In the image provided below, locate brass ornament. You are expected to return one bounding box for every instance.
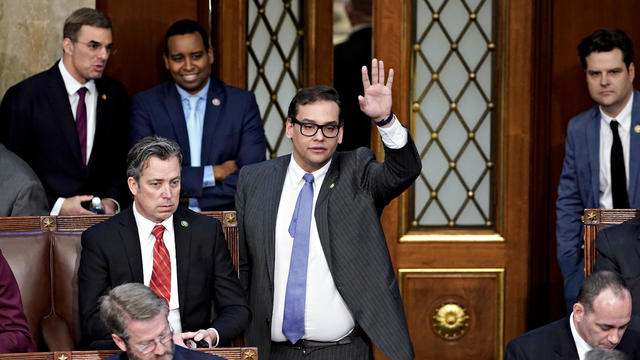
[243,349,256,360]
[225,212,236,225]
[42,216,55,229]
[587,211,596,222]
[634,125,640,134]
[432,303,470,339]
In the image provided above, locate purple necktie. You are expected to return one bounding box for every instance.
[76,87,87,165]
[282,173,314,343]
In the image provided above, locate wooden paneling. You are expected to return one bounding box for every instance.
[400,270,504,359]
[96,0,209,96]
[211,1,247,88]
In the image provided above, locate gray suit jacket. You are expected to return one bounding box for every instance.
[0,144,48,216]
[237,136,420,360]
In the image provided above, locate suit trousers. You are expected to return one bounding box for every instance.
[270,334,372,360]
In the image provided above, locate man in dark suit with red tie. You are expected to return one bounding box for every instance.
[78,136,249,350]
[0,8,129,215]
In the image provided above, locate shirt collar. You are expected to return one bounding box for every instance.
[600,92,634,130]
[287,155,331,185]
[132,201,175,238]
[569,311,593,359]
[58,59,96,96]
[175,78,210,102]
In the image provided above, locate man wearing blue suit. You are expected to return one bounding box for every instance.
[556,29,640,312]
[130,19,266,211]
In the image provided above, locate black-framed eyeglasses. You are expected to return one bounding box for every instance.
[291,118,341,138]
[125,327,173,355]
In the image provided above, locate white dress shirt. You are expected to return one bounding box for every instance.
[271,117,408,341]
[599,92,633,208]
[132,203,182,334]
[569,311,592,360]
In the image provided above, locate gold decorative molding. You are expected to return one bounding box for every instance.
[400,233,504,242]
[243,349,256,360]
[41,216,56,230]
[432,302,469,339]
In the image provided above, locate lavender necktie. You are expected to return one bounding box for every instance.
[282,173,314,343]
[76,87,87,165]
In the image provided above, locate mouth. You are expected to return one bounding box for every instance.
[309,146,326,153]
[94,64,105,72]
[181,73,199,82]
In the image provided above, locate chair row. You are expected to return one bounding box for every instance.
[0,212,239,351]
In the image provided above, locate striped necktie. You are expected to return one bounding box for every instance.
[149,225,171,310]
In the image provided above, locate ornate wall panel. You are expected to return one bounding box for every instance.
[399,268,504,359]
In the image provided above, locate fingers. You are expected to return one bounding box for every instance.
[371,58,379,84]
[386,68,394,88]
[361,65,370,89]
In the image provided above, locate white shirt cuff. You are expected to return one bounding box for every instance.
[207,328,220,347]
[378,114,408,149]
[50,197,65,215]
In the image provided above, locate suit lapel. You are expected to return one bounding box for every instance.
[628,89,640,205]
[314,154,341,271]
[555,317,579,359]
[163,83,192,163]
[201,78,223,165]
[264,156,289,284]
[46,63,84,168]
[586,106,601,205]
[173,207,191,319]
[118,208,144,282]
[90,79,110,168]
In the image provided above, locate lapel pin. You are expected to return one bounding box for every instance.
[101,94,107,100]
[180,220,189,228]
[329,183,335,189]
[634,125,640,134]
[212,98,221,106]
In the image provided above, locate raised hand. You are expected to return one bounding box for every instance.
[358,58,394,124]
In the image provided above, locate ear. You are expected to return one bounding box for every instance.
[163,53,170,70]
[285,118,295,139]
[207,46,214,65]
[337,125,344,144]
[112,334,128,352]
[573,302,584,321]
[62,38,75,57]
[629,62,635,82]
[127,177,139,197]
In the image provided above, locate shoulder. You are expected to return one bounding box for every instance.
[599,217,640,241]
[132,80,173,103]
[0,145,37,178]
[240,156,286,177]
[567,105,599,130]
[210,78,256,104]
[507,317,569,351]
[175,206,222,229]
[96,75,128,96]
[4,65,58,96]
[82,209,131,239]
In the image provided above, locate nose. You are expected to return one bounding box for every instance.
[184,58,194,71]
[152,339,168,355]
[600,73,609,86]
[160,183,172,198]
[608,330,621,345]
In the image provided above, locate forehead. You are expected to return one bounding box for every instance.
[167,32,205,53]
[587,289,631,324]
[127,313,168,342]
[76,25,112,42]
[585,49,626,70]
[140,156,180,178]
[297,100,340,122]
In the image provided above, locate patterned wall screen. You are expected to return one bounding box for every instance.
[247,0,305,159]
[412,0,496,228]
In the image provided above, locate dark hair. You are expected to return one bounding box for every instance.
[578,29,634,69]
[164,19,209,55]
[127,136,183,182]
[286,85,343,125]
[577,270,630,314]
[99,283,168,340]
[63,8,112,42]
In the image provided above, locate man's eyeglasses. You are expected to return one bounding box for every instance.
[76,40,117,55]
[125,328,173,355]
[291,118,341,138]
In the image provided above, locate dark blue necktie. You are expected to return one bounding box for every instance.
[282,173,314,343]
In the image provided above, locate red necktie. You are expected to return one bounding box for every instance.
[149,225,171,310]
[76,87,87,165]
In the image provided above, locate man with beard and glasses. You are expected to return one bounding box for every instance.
[100,283,225,360]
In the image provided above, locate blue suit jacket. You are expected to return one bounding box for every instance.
[556,89,640,306]
[130,78,266,210]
